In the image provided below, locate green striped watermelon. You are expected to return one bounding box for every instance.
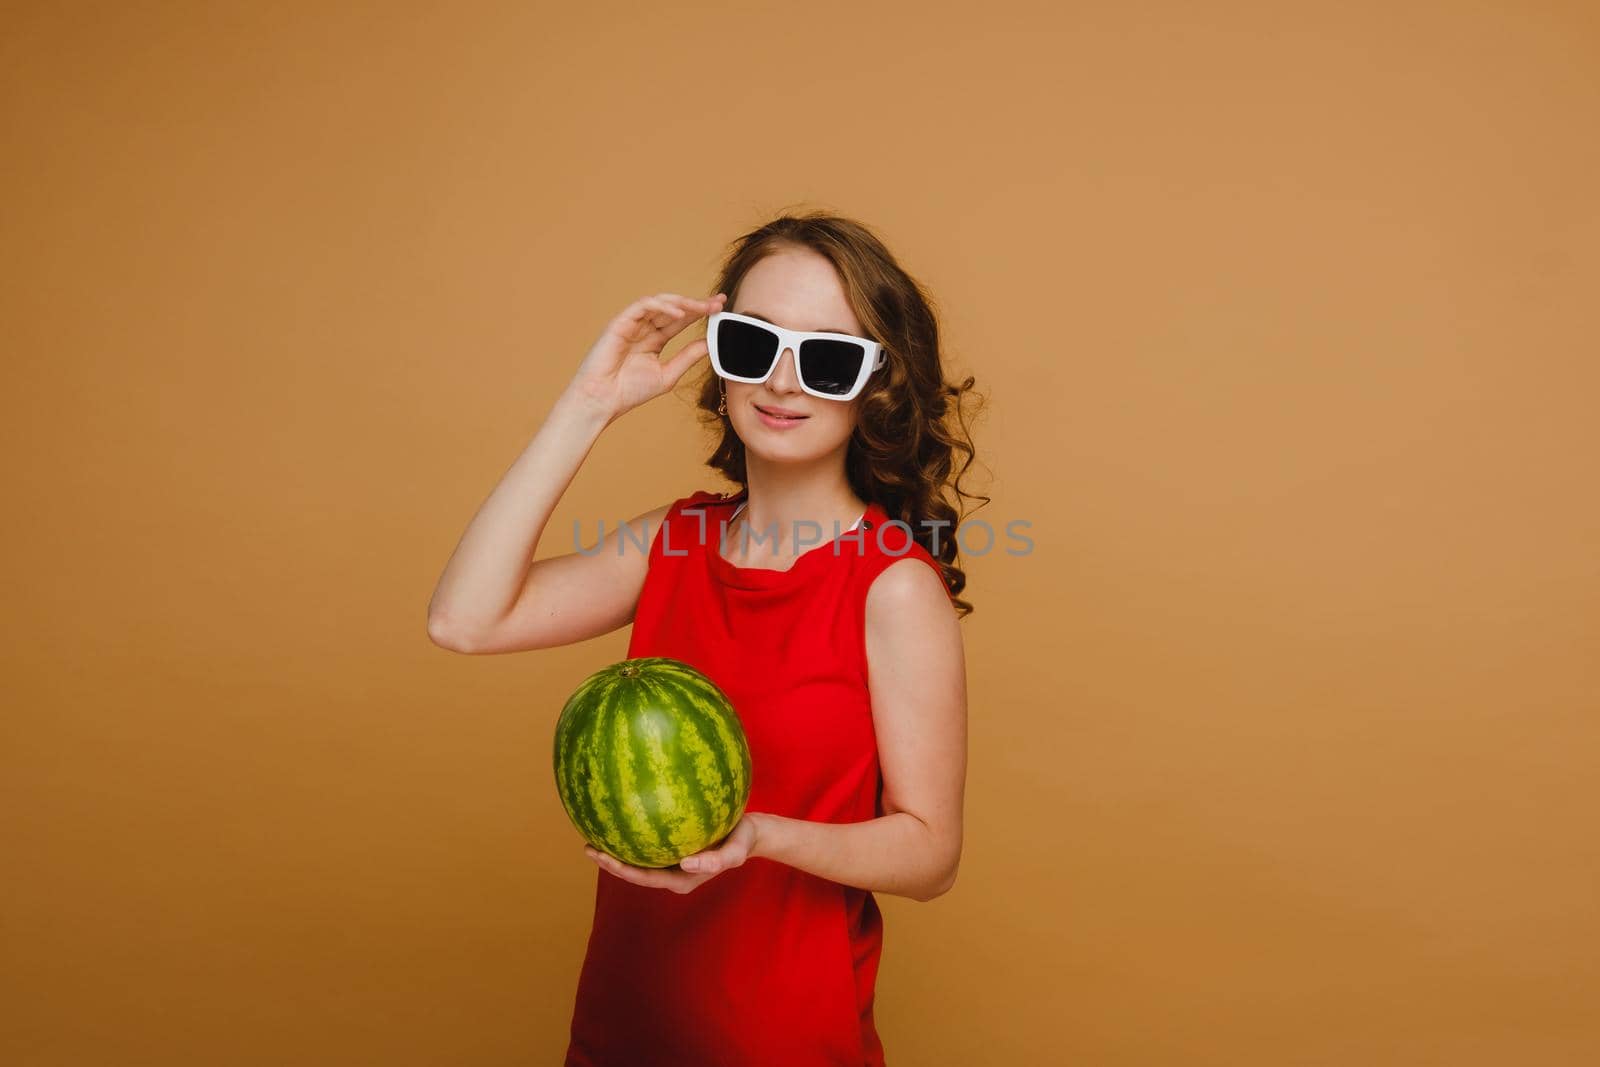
[553,656,752,869]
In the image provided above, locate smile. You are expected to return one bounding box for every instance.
[754,404,809,428]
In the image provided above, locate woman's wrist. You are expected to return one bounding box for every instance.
[747,811,779,860]
[553,381,618,432]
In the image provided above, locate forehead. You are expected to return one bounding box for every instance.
[732,248,863,335]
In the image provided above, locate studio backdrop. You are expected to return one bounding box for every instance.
[3,1,1597,1064]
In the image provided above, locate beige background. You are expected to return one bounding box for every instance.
[4,1,1597,1063]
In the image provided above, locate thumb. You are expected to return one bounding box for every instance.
[660,337,710,387]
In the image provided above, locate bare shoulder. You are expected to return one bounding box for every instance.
[865,554,958,635]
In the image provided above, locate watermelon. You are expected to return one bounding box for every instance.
[553,656,752,869]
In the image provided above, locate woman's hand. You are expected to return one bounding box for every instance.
[564,291,727,425]
[583,813,761,894]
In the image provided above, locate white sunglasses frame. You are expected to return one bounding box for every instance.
[706,311,887,402]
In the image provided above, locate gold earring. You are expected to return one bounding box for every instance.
[717,386,727,416]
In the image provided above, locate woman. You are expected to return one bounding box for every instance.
[427,211,983,1065]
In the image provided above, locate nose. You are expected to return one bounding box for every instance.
[765,346,803,394]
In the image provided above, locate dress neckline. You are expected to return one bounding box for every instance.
[729,498,866,533]
[705,491,881,590]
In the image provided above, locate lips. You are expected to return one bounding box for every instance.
[755,404,808,419]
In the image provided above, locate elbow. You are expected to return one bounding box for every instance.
[427,611,477,654]
[920,856,960,902]
[908,822,962,902]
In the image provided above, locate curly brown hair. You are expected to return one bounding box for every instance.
[691,209,989,618]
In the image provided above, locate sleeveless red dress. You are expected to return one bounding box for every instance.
[564,487,952,1067]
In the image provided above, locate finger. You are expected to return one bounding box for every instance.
[592,848,695,889]
[622,297,683,342]
[633,293,703,331]
[682,850,728,874]
[593,850,648,883]
[640,293,727,341]
[642,294,721,346]
[610,296,680,345]
[615,292,720,328]
[660,337,709,385]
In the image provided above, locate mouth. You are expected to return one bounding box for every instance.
[754,404,809,421]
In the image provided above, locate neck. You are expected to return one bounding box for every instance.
[731,456,866,556]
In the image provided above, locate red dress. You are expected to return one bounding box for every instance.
[564,487,952,1067]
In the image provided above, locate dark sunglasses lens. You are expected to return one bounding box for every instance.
[717,319,780,378]
[799,339,867,396]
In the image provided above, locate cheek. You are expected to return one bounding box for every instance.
[816,403,857,440]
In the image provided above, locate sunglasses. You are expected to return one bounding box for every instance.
[706,311,887,402]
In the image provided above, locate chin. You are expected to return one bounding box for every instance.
[744,438,850,465]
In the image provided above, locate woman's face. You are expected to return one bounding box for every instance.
[725,247,867,464]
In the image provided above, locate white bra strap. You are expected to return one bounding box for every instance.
[728,500,865,532]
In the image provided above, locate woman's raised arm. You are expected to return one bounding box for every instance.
[426,290,725,654]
